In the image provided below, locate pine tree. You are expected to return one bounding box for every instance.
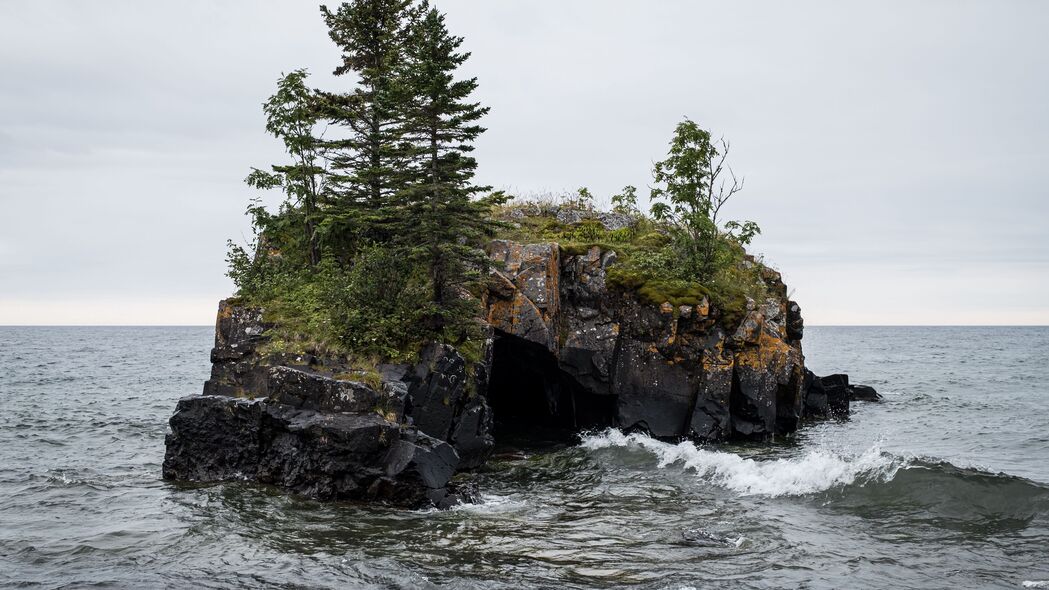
[396,2,505,333]
[318,0,414,254]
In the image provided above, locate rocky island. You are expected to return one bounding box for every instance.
[163,204,875,508]
[162,0,877,508]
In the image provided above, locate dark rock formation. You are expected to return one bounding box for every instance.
[484,239,808,440]
[798,372,880,414]
[848,383,883,402]
[163,394,468,507]
[381,343,495,470]
[801,370,850,419]
[163,239,871,507]
[164,301,490,508]
[202,302,273,398]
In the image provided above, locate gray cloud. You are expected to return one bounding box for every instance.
[1,0,1046,324]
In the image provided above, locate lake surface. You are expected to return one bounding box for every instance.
[1,326,1047,589]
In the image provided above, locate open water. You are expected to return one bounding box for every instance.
[1,326,1047,589]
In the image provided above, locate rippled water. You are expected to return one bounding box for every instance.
[1,326,1048,589]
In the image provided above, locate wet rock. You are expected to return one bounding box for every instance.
[802,369,830,417]
[688,335,734,440]
[164,300,494,508]
[612,339,695,438]
[379,429,460,494]
[257,406,402,500]
[801,370,851,419]
[821,374,851,417]
[848,384,883,402]
[449,399,494,469]
[162,394,263,482]
[387,342,495,470]
[402,343,467,441]
[163,393,463,508]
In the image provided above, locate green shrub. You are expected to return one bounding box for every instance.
[320,248,432,360]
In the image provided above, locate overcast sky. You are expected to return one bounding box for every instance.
[1,1,1047,325]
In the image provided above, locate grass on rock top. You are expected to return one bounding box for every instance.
[234,200,770,367]
[492,201,769,323]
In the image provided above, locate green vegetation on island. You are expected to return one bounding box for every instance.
[228,0,767,362]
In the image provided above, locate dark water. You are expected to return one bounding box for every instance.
[1,326,1048,589]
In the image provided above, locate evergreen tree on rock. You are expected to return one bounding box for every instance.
[318,0,414,254]
[397,1,505,334]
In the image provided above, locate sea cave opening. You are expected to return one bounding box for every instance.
[486,330,617,448]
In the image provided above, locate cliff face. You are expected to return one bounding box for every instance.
[484,239,807,441]
[163,238,845,508]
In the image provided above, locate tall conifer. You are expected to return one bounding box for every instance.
[397,2,504,332]
[318,0,413,253]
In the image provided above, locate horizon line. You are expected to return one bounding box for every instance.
[1,324,1048,328]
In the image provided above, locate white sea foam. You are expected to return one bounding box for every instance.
[1023,582,1049,588]
[580,429,904,497]
[447,493,528,514]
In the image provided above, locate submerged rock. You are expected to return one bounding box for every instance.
[848,383,883,402]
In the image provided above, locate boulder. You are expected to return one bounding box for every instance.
[163,394,463,507]
[801,369,830,417]
[848,384,883,402]
[800,370,852,419]
[820,373,851,417]
[162,394,264,482]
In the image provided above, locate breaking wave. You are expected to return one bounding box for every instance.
[580,429,903,496]
[579,429,1049,507]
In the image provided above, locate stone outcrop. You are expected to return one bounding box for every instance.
[848,383,883,402]
[162,394,466,507]
[164,239,872,507]
[163,300,492,508]
[380,343,495,470]
[485,239,810,440]
[801,370,850,419]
